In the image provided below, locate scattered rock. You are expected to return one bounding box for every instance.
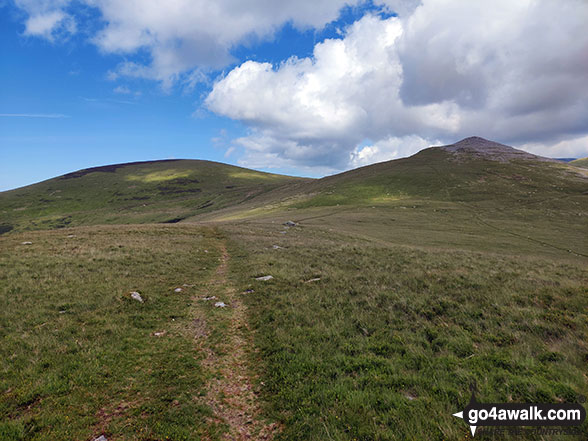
[174,287,183,293]
[304,277,321,283]
[255,275,273,281]
[204,249,209,253]
[214,302,227,308]
[284,220,297,227]
[94,436,108,441]
[58,310,67,314]
[202,296,217,301]
[152,331,167,337]
[182,284,195,287]
[243,289,255,294]
[21,241,32,245]
[280,231,287,234]
[130,292,144,303]
[67,234,76,238]
[272,245,282,249]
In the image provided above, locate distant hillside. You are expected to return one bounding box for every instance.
[571,157,588,168]
[220,136,586,212]
[0,159,309,233]
[2,138,586,239]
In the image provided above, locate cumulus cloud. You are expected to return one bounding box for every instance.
[13,0,363,85]
[206,0,588,171]
[12,0,588,170]
[15,0,75,39]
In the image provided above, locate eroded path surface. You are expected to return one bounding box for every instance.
[195,242,278,440]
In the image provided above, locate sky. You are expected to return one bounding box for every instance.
[1,0,588,191]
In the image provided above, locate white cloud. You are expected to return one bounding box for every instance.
[15,0,74,39]
[519,135,588,160]
[113,85,130,94]
[206,0,588,172]
[13,0,363,85]
[11,0,588,170]
[350,135,437,168]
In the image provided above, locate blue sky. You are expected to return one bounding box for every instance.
[2,0,587,191]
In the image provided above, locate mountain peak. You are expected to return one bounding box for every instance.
[439,136,554,163]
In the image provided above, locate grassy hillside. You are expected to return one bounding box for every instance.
[0,159,309,233]
[570,157,588,169]
[223,221,588,441]
[0,225,227,440]
[1,138,587,440]
[200,138,587,258]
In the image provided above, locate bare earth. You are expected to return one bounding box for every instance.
[195,243,279,440]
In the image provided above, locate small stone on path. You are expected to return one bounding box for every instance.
[130,291,144,303]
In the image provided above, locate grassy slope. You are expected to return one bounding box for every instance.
[0,159,309,233]
[0,225,227,441]
[1,143,587,440]
[570,157,588,169]
[203,147,587,258]
[224,222,588,441]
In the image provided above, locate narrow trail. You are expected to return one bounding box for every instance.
[195,242,278,441]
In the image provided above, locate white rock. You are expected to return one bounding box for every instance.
[202,296,217,301]
[304,277,321,283]
[272,245,282,249]
[214,302,227,308]
[174,288,183,293]
[21,241,32,245]
[94,436,108,441]
[255,275,274,281]
[130,292,144,303]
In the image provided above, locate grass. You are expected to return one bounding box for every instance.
[223,222,588,440]
[0,159,308,233]
[1,142,587,440]
[0,225,227,441]
[570,157,588,169]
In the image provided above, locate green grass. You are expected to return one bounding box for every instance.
[0,225,226,441]
[224,222,588,441]
[1,143,587,440]
[0,159,308,233]
[570,157,588,169]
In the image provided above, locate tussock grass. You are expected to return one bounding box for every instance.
[0,225,224,440]
[225,223,588,440]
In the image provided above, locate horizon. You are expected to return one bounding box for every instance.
[2,136,582,192]
[2,1,588,191]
